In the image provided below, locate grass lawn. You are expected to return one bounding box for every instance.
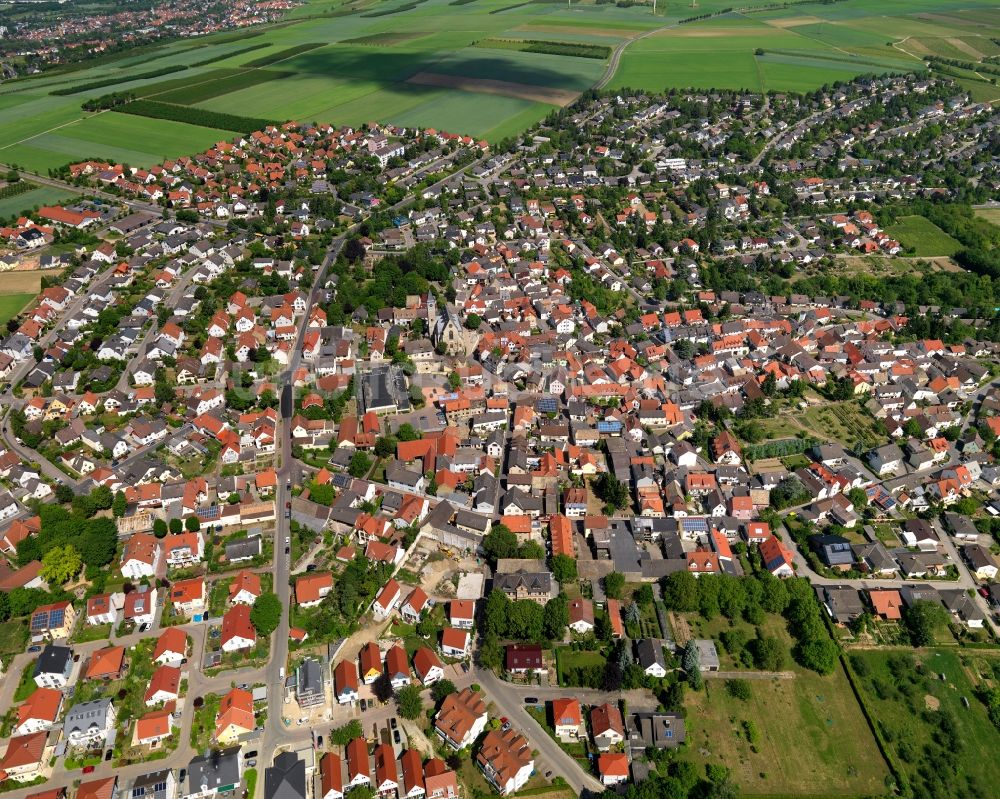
[0,293,34,327]
[555,647,606,686]
[684,659,889,796]
[885,215,962,257]
[848,648,1000,797]
[73,623,113,644]
[13,660,38,701]
[190,693,222,750]
[0,619,27,655]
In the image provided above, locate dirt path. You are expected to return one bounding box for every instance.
[704,670,797,680]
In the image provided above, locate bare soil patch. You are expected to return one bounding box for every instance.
[405,71,578,105]
[946,36,986,59]
[767,15,827,28]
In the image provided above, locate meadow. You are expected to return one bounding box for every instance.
[849,649,1000,799]
[0,293,35,326]
[0,0,996,172]
[685,666,889,796]
[886,215,963,257]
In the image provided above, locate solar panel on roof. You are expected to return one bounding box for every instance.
[49,609,64,626]
[537,398,557,413]
[31,613,48,630]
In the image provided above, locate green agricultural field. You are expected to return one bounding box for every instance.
[0,183,80,222]
[684,659,889,796]
[0,0,995,171]
[849,649,1000,799]
[886,215,962,257]
[0,294,34,326]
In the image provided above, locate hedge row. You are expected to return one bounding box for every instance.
[51,65,188,96]
[114,100,277,134]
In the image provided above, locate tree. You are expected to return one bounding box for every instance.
[683,642,702,689]
[91,485,113,510]
[464,313,481,330]
[374,436,397,458]
[551,553,577,584]
[185,516,200,532]
[634,584,654,606]
[904,599,950,647]
[726,679,752,701]
[112,491,127,518]
[349,451,373,478]
[168,517,183,534]
[604,571,625,600]
[482,524,518,563]
[329,719,363,746]
[508,600,545,641]
[518,540,545,560]
[431,679,456,705]
[153,518,168,538]
[396,684,423,720]
[416,615,437,638]
[542,595,568,641]
[250,592,282,636]
[54,484,74,504]
[748,635,785,671]
[482,589,511,637]
[372,674,394,703]
[663,570,699,612]
[397,423,421,441]
[847,487,868,509]
[624,602,641,627]
[40,544,81,585]
[593,472,629,511]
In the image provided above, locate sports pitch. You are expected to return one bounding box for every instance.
[0,0,997,172]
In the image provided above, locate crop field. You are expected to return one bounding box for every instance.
[0,182,80,222]
[885,215,963,257]
[0,0,996,172]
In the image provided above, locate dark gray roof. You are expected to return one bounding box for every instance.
[264,752,306,799]
[35,644,73,676]
[225,535,262,560]
[189,747,242,794]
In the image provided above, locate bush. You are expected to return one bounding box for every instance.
[726,679,752,701]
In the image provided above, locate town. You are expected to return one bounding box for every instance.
[0,71,1000,799]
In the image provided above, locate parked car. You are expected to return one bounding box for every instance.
[393,730,401,744]
[27,645,40,653]
[390,718,397,730]
[82,766,95,774]
[306,564,317,571]
[316,736,323,748]
[524,697,538,705]
[244,751,257,759]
